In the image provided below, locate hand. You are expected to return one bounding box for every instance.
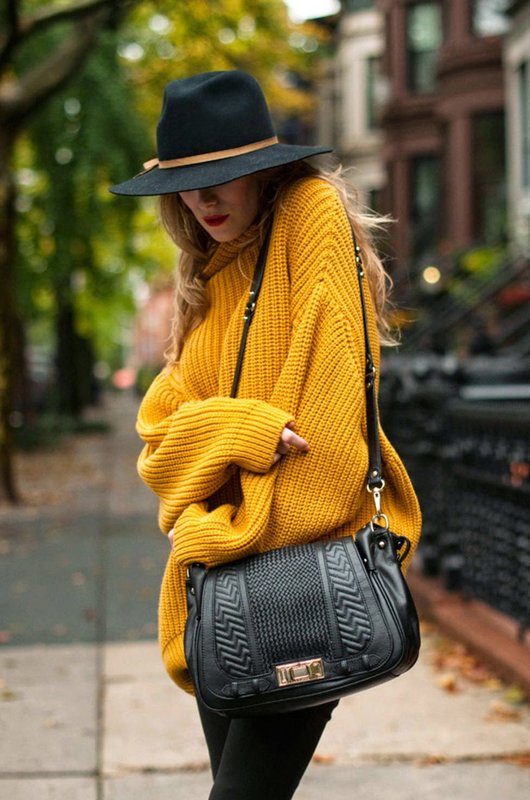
[167,529,174,548]
[273,423,309,464]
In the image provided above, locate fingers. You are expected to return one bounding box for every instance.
[273,425,309,463]
[272,440,290,464]
[280,427,309,452]
[167,529,174,547]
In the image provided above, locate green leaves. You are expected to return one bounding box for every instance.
[12,0,326,407]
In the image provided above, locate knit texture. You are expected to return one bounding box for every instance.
[136,177,422,692]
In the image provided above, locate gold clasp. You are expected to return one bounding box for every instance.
[275,658,325,687]
[367,480,389,530]
[370,512,389,531]
[367,480,385,514]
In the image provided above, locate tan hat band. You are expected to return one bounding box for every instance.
[143,136,279,172]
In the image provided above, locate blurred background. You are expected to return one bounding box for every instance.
[0,0,529,663]
[1,6,530,796]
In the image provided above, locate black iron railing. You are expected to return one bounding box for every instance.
[379,356,530,636]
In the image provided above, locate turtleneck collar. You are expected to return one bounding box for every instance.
[202,223,261,279]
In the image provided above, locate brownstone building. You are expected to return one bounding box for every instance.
[378,0,509,286]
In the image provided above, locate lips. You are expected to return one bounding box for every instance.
[203,214,229,227]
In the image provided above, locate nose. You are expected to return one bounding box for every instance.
[198,187,218,207]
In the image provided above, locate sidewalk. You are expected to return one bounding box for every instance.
[1,392,529,800]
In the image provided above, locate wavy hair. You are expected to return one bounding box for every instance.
[160,160,396,363]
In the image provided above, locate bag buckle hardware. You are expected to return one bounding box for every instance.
[365,361,376,390]
[243,291,257,321]
[275,658,325,688]
[367,481,389,531]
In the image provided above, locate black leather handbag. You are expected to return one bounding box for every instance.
[185,228,421,717]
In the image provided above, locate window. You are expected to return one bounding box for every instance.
[344,0,374,11]
[472,0,510,37]
[472,112,506,243]
[365,56,381,131]
[367,187,383,215]
[407,3,443,93]
[519,62,530,190]
[410,155,441,261]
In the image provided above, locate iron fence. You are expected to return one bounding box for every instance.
[379,356,530,635]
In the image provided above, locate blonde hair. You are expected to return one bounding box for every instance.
[160,161,395,363]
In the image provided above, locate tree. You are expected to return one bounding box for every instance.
[0,0,137,502]
[0,0,327,503]
[21,33,148,417]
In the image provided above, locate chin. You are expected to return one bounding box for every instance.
[210,229,242,243]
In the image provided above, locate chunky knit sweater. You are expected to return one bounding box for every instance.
[136,177,422,692]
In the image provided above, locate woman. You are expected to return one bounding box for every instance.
[111,70,421,800]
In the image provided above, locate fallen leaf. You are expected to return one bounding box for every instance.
[430,635,506,691]
[419,621,436,636]
[415,755,447,766]
[486,700,522,723]
[502,751,530,768]
[312,753,336,765]
[437,673,459,693]
[178,761,210,773]
[484,678,503,692]
[503,685,527,706]
[460,663,495,684]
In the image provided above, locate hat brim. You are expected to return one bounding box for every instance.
[109,143,332,196]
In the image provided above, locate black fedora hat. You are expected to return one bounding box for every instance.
[109,70,332,196]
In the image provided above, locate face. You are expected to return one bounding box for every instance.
[178,175,261,242]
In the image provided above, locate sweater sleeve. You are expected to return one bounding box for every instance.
[136,368,293,533]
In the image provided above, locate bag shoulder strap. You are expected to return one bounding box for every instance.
[230,223,272,398]
[353,239,383,491]
[230,221,385,504]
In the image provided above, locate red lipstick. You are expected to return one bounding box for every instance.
[203,215,229,227]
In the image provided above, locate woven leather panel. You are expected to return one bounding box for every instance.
[325,541,372,654]
[245,545,333,668]
[213,567,253,677]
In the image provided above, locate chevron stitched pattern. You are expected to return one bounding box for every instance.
[325,541,372,654]
[245,545,333,668]
[213,567,253,677]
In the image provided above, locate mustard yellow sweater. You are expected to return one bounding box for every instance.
[137,177,422,692]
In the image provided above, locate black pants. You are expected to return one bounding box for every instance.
[197,698,339,800]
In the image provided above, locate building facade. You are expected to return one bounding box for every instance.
[377,0,509,289]
[316,1,386,207]
[312,0,530,352]
[505,0,530,251]
[336,2,386,205]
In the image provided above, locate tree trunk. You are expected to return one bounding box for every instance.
[0,3,131,503]
[0,125,19,502]
[56,301,96,418]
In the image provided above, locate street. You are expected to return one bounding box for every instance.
[1,392,529,799]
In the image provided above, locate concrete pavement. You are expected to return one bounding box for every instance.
[1,392,529,799]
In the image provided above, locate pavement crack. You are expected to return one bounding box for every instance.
[353,750,530,767]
